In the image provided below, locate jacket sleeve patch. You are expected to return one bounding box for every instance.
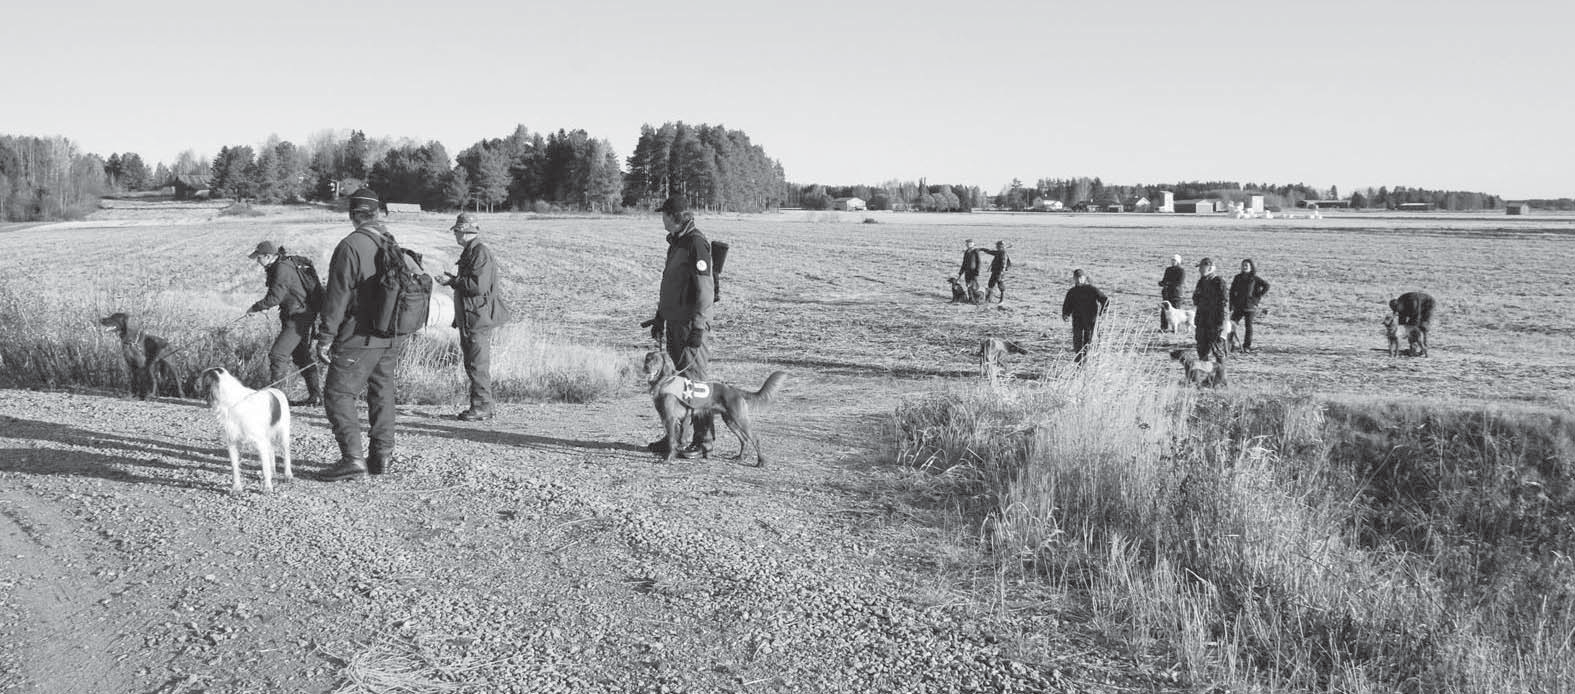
[696,259,708,273]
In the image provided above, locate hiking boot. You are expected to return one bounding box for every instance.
[457,409,493,422]
[676,443,711,460]
[290,395,322,407]
[321,458,367,482]
[367,455,392,476]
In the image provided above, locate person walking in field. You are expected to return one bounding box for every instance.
[436,212,510,421]
[1159,254,1185,330]
[646,195,716,459]
[1192,257,1230,364]
[1061,268,1109,364]
[315,188,407,481]
[1229,259,1271,354]
[956,239,984,304]
[978,240,1011,303]
[246,241,323,406]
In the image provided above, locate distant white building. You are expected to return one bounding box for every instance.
[832,197,866,211]
[1033,197,1064,211]
[1156,190,1175,213]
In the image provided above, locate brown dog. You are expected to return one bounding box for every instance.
[99,312,185,399]
[643,351,786,467]
[978,337,1028,381]
[1169,349,1226,387]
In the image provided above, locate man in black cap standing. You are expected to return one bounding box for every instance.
[315,188,406,481]
[647,196,715,459]
[956,239,983,304]
[247,240,322,405]
[1192,257,1230,364]
[437,212,510,421]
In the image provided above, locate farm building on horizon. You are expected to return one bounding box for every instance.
[1156,190,1175,213]
[1033,197,1064,211]
[1396,202,1436,212]
[1506,202,1531,215]
[832,197,866,211]
[1124,196,1152,212]
[1173,199,1220,214]
[1302,199,1352,209]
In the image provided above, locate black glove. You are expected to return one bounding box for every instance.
[642,314,662,341]
[686,328,705,348]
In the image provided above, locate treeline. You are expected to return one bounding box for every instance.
[786,180,987,212]
[623,123,785,212]
[0,136,110,221]
[1001,177,1509,211]
[1350,186,1503,211]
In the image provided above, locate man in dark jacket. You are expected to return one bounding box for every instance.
[1158,254,1185,330]
[647,196,716,459]
[1061,268,1109,364]
[1192,257,1230,363]
[314,188,407,481]
[978,240,1011,303]
[1229,259,1271,353]
[956,239,983,304]
[437,213,510,421]
[247,241,322,406]
[1390,291,1435,331]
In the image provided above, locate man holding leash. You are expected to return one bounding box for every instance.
[1192,257,1231,364]
[247,241,323,406]
[1158,254,1185,330]
[436,212,510,422]
[315,188,406,481]
[646,196,716,459]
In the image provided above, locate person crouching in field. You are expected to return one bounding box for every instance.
[1193,257,1230,363]
[1229,258,1271,354]
[436,212,511,421]
[246,241,322,406]
[1159,254,1185,330]
[1061,268,1109,364]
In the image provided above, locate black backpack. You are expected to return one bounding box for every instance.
[711,240,730,303]
[284,255,325,314]
[356,228,433,337]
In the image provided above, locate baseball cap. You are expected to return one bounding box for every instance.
[451,212,478,233]
[654,196,687,215]
[1197,257,1214,268]
[248,241,278,259]
[347,187,380,212]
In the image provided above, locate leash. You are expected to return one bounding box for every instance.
[129,312,255,363]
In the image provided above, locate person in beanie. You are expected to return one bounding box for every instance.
[1192,257,1230,363]
[1158,254,1185,330]
[1229,259,1271,353]
[436,212,510,421]
[955,239,983,304]
[1061,268,1109,364]
[978,240,1011,303]
[314,188,406,481]
[246,240,322,406]
[647,195,715,459]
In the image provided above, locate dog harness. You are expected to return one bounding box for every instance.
[657,375,712,407]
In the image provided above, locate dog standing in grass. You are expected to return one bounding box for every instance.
[198,367,292,493]
[99,312,185,400]
[643,351,785,467]
[1170,349,1227,387]
[979,337,1029,382]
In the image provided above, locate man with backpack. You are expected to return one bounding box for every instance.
[247,240,323,406]
[646,195,716,460]
[436,212,510,421]
[315,188,416,481]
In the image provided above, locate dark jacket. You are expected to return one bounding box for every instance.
[1193,274,1229,329]
[958,248,982,277]
[1159,265,1185,303]
[451,239,510,332]
[980,248,1010,275]
[1062,284,1109,326]
[1229,271,1271,312]
[658,221,714,330]
[1391,291,1435,327]
[251,257,314,321]
[316,221,397,349]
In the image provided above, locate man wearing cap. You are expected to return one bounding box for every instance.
[978,240,1011,303]
[314,188,406,481]
[1159,254,1186,330]
[246,241,322,406]
[956,239,983,304]
[1061,268,1109,364]
[1192,257,1230,364]
[436,212,510,421]
[647,196,716,459]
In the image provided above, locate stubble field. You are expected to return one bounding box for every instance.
[1,201,1572,693]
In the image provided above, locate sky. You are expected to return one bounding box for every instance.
[4,0,1572,199]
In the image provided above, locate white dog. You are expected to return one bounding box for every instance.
[1160,300,1193,333]
[197,367,292,493]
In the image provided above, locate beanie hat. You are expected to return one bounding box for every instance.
[248,241,279,259]
[348,187,381,212]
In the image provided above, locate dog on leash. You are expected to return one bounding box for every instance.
[643,351,786,467]
[1169,349,1227,387]
[197,367,292,493]
[947,277,968,303]
[1160,301,1194,333]
[99,312,185,400]
[1383,312,1427,357]
[978,337,1029,381]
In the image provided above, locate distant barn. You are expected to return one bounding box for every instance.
[171,173,210,200]
[832,197,866,211]
[1033,197,1064,211]
[1396,202,1436,212]
[1173,199,1218,214]
[385,202,422,214]
[1506,202,1531,215]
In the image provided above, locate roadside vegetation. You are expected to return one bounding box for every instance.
[888,317,1575,692]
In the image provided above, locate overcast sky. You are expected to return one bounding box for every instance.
[4,0,1570,198]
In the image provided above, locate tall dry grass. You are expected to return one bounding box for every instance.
[887,315,1575,692]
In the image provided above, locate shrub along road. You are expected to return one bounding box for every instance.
[0,367,1179,694]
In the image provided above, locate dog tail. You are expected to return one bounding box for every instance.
[746,371,788,407]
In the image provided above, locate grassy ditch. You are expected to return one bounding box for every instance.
[887,324,1575,692]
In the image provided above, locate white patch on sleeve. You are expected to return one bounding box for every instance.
[696,259,708,273]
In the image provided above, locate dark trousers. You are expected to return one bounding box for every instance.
[963,273,981,303]
[323,337,406,462]
[663,320,714,447]
[986,273,1006,302]
[1196,324,1227,363]
[460,326,495,412]
[1231,308,1258,349]
[1071,320,1096,363]
[269,315,320,399]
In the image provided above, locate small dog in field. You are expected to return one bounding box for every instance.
[978,337,1029,381]
[1169,349,1227,387]
[1160,301,1193,333]
[643,351,786,467]
[99,312,185,400]
[948,277,968,303]
[197,367,292,493]
[1383,313,1427,357]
